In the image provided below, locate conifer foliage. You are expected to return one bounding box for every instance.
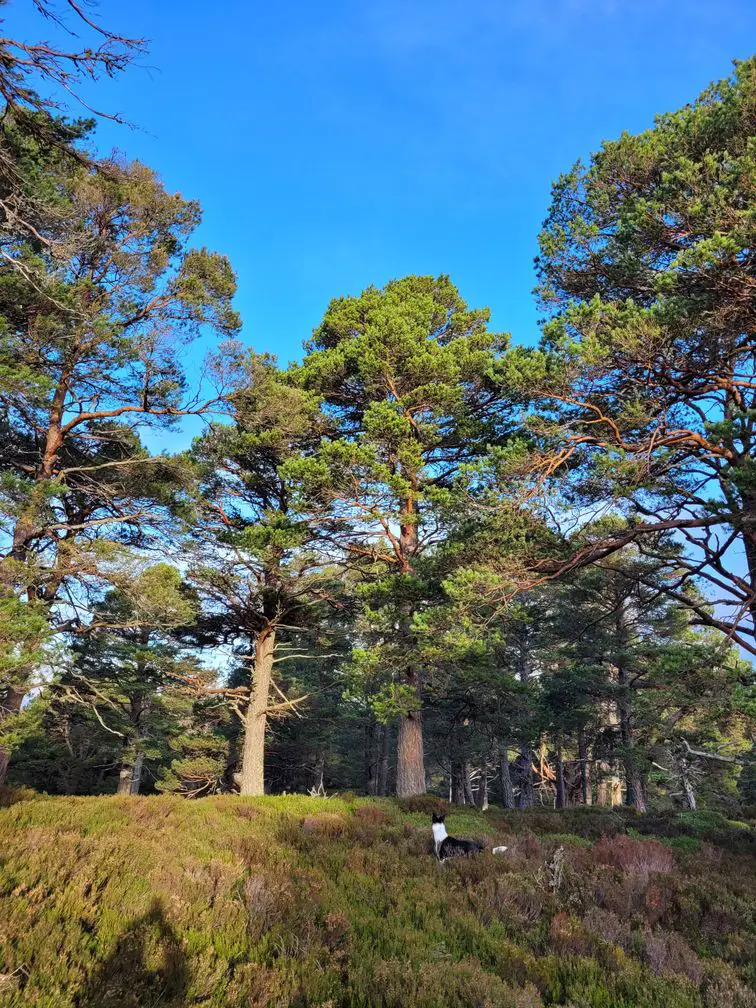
[0,4,752,820]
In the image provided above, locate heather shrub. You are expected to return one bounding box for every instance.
[395,794,449,815]
[643,930,704,983]
[0,786,38,808]
[663,835,701,853]
[592,834,674,879]
[301,811,348,836]
[583,907,633,951]
[352,957,544,1007]
[352,803,393,826]
[549,833,593,848]
[0,795,753,1007]
[702,962,756,1008]
[548,912,599,957]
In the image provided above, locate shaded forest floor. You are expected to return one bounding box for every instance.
[0,790,754,1007]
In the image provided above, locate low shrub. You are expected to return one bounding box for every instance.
[300,811,347,836]
[663,835,701,853]
[0,795,753,1007]
[548,833,593,848]
[0,786,38,808]
[592,834,674,878]
[644,930,704,984]
[395,794,449,815]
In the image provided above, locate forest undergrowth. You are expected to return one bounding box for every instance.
[0,790,754,1008]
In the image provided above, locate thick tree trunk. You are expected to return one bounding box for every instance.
[117,743,145,796]
[118,695,149,797]
[463,763,475,805]
[396,707,425,796]
[516,744,535,808]
[617,662,647,812]
[450,722,466,804]
[499,741,515,809]
[130,750,144,795]
[596,762,623,806]
[578,729,592,805]
[0,686,27,785]
[394,493,426,796]
[377,723,390,796]
[238,627,275,796]
[451,756,466,804]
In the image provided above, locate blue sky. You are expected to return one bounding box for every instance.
[10,1,756,378]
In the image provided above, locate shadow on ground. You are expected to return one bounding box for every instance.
[74,898,188,1008]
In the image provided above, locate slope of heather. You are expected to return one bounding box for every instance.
[0,791,754,1008]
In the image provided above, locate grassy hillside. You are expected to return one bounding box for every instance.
[0,791,754,1008]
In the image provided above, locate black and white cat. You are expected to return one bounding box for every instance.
[431,813,508,862]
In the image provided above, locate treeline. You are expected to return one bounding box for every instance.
[0,6,753,814]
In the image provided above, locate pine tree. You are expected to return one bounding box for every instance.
[290,275,515,795]
[512,57,756,655]
[187,351,342,795]
[0,136,239,781]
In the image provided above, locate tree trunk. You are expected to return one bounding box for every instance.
[499,741,515,808]
[451,756,466,804]
[117,765,133,795]
[0,686,27,785]
[463,763,475,805]
[450,722,466,804]
[313,754,325,793]
[377,723,390,796]
[396,707,425,796]
[116,754,144,795]
[555,744,567,809]
[596,761,623,806]
[477,761,489,810]
[365,720,378,796]
[130,750,144,795]
[617,672,647,812]
[578,729,592,805]
[238,627,275,796]
[679,757,697,810]
[118,694,149,797]
[613,597,648,813]
[394,492,426,796]
[516,744,535,808]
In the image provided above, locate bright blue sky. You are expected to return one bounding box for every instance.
[10,0,756,374]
